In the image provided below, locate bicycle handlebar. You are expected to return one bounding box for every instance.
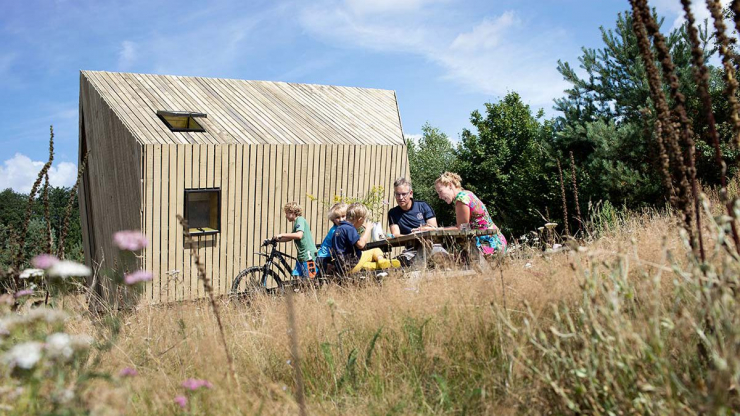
[262,238,278,247]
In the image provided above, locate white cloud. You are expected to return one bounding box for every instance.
[118,40,138,70]
[0,154,77,194]
[299,3,569,109]
[450,12,518,51]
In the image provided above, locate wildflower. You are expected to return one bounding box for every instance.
[119,367,138,377]
[544,222,558,229]
[47,261,91,278]
[4,342,43,369]
[32,254,59,269]
[181,378,213,390]
[14,289,33,298]
[19,269,44,279]
[124,270,153,285]
[174,395,188,408]
[113,230,148,251]
[45,333,74,360]
[537,227,545,232]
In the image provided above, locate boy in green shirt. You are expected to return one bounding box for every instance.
[273,202,318,279]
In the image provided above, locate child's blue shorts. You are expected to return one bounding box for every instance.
[292,261,311,278]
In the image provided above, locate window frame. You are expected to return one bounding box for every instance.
[183,188,221,236]
[157,110,207,133]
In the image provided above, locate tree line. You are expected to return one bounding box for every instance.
[408,9,739,237]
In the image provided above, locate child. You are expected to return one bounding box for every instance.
[316,202,348,276]
[273,202,318,279]
[331,203,392,275]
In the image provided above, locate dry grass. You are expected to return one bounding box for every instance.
[61,207,708,415]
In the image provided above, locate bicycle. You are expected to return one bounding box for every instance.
[231,238,297,296]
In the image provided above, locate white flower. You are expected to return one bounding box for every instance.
[544,222,558,229]
[4,342,43,369]
[47,261,91,279]
[19,269,44,279]
[46,333,74,360]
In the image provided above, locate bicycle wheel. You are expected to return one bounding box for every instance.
[231,267,282,297]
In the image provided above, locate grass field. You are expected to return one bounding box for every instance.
[42,203,738,415]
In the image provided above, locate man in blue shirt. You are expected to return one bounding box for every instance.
[387,177,442,267]
[387,177,438,236]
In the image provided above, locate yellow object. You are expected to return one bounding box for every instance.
[376,259,391,269]
[362,262,377,271]
[351,248,386,273]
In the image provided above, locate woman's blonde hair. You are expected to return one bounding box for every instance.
[328,202,348,221]
[283,202,303,217]
[434,171,462,189]
[346,203,368,221]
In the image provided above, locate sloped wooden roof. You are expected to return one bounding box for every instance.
[81,71,405,146]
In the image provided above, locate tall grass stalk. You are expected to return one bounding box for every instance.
[569,151,583,235]
[58,152,89,260]
[12,126,54,281]
[557,158,570,237]
[177,215,239,387]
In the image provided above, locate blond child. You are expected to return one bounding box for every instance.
[316,202,348,275]
[273,202,318,278]
[330,202,391,275]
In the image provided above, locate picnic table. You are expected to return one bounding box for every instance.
[364,228,500,268]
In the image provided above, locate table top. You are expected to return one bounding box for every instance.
[364,228,499,250]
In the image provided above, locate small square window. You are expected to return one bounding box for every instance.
[157,110,207,132]
[184,188,220,235]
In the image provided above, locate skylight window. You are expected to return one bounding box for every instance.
[157,110,207,132]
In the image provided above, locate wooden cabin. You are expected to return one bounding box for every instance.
[78,71,410,304]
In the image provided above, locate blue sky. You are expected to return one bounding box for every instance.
[0,0,717,192]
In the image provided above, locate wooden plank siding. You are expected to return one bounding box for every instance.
[78,73,143,305]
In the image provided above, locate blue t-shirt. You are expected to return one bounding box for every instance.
[331,221,361,270]
[317,225,337,258]
[388,200,436,235]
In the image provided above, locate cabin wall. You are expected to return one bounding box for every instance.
[79,74,143,303]
[141,143,410,303]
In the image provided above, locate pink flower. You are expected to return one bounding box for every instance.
[119,367,138,377]
[124,270,153,285]
[32,254,59,269]
[113,230,148,251]
[181,378,213,391]
[174,395,188,408]
[14,289,33,298]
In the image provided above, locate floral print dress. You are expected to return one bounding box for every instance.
[454,190,507,255]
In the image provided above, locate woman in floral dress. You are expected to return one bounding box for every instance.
[432,172,507,255]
